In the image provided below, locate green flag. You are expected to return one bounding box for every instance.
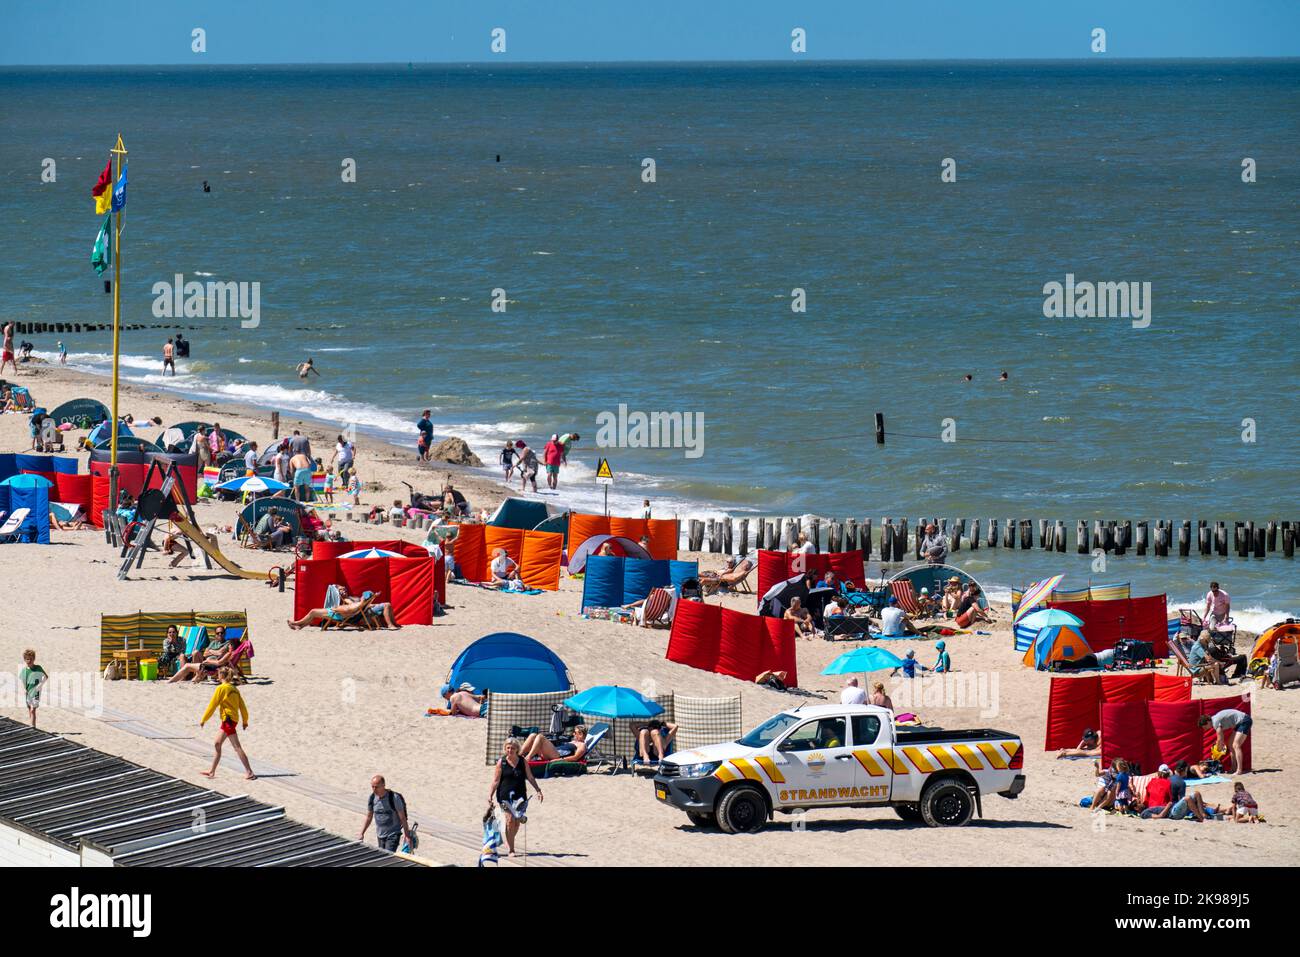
[91,212,112,275]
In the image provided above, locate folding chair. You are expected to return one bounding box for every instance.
[0,508,31,543]
[890,580,923,616]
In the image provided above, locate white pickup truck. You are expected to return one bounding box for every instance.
[653,704,1024,832]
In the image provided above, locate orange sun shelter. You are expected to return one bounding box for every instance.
[568,512,679,561]
[452,524,563,591]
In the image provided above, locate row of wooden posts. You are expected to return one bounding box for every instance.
[682,516,1299,560]
[9,322,202,335]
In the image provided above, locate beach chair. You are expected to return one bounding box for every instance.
[580,722,614,771]
[824,614,873,640]
[701,558,755,595]
[889,580,923,616]
[1169,638,1217,684]
[841,581,888,612]
[226,637,256,682]
[0,508,31,543]
[180,625,209,658]
[1274,642,1300,690]
[634,587,677,628]
[320,587,378,631]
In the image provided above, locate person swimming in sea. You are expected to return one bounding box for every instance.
[296,358,320,380]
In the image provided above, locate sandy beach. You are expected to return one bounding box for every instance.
[0,361,1294,867]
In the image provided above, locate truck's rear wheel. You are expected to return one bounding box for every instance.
[686,811,715,828]
[920,780,975,827]
[716,784,768,834]
[894,803,923,823]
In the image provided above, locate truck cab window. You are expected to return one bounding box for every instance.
[780,717,846,751]
[852,715,882,746]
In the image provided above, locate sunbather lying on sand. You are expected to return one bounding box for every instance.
[520,725,588,762]
[1056,728,1101,758]
[441,682,485,717]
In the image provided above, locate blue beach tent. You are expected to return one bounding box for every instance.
[0,477,50,543]
[446,633,571,695]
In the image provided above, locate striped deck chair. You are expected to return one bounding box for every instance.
[180,625,209,658]
[634,587,676,628]
[320,587,378,630]
[889,580,923,616]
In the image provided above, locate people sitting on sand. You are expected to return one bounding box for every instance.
[50,508,87,531]
[158,625,186,677]
[920,524,949,564]
[441,682,486,717]
[489,548,521,588]
[868,681,893,709]
[1188,634,1223,684]
[169,628,239,683]
[937,578,961,616]
[255,507,292,549]
[915,587,937,617]
[956,583,994,625]
[841,677,868,705]
[891,649,929,679]
[784,596,816,637]
[1202,629,1248,681]
[755,670,789,690]
[520,725,589,762]
[633,718,677,765]
[1090,758,1129,813]
[879,596,919,638]
[1056,728,1101,759]
[1229,781,1260,823]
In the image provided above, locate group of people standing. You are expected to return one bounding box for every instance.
[498,432,579,492]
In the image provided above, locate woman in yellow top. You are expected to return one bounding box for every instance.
[200,666,256,780]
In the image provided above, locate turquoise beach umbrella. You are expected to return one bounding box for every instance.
[822,647,906,675]
[1017,608,1084,630]
[563,685,663,719]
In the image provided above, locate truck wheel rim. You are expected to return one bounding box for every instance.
[733,797,759,827]
[935,792,967,823]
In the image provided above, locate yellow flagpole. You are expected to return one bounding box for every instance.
[108,133,127,511]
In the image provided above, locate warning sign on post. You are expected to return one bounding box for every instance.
[595,458,614,485]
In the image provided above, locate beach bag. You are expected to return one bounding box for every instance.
[1114,639,1153,666]
[382,791,417,851]
[103,659,124,681]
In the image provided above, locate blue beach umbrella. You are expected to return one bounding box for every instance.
[1017,608,1084,630]
[340,547,402,559]
[215,475,290,493]
[563,685,663,719]
[0,473,53,488]
[822,647,906,675]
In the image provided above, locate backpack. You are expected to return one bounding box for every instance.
[381,791,419,852]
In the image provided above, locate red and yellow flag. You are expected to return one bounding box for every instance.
[92,157,113,214]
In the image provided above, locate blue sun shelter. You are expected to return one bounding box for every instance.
[0,473,52,543]
[447,633,571,694]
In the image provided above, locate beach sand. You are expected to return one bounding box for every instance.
[1,362,1295,866]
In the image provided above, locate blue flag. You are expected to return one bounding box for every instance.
[111,162,127,212]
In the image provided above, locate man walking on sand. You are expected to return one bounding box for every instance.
[0,323,15,376]
[199,666,256,780]
[360,775,415,853]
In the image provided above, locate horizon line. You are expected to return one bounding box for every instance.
[5,55,1300,69]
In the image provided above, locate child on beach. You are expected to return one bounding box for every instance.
[199,666,255,780]
[348,471,361,507]
[323,470,335,504]
[57,341,67,365]
[19,649,48,728]
[1230,782,1260,822]
[499,440,516,479]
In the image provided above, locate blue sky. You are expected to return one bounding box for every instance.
[2,0,1298,64]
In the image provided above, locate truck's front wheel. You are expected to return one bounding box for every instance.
[716,784,768,834]
[920,780,975,827]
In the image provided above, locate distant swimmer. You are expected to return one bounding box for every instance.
[296,358,320,380]
[963,374,972,382]
[998,370,1008,381]
[202,180,211,193]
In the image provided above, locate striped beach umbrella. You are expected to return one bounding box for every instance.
[215,475,290,493]
[339,547,402,559]
[1012,574,1065,624]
